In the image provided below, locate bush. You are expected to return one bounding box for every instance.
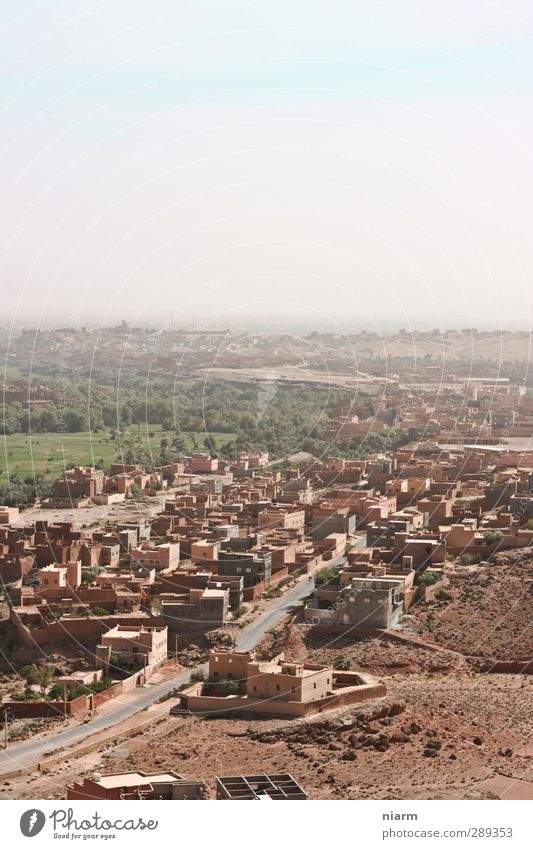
[46,684,65,702]
[8,721,44,741]
[48,678,114,702]
[460,553,483,566]
[334,654,351,670]
[82,568,99,584]
[11,686,40,702]
[107,654,143,678]
[315,566,337,588]
[221,678,240,696]
[484,530,503,545]
[22,663,55,696]
[190,669,205,683]
[416,571,441,587]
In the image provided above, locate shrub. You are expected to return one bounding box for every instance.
[221,678,240,696]
[461,553,483,566]
[334,654,351,670]
[8,721,44,741]
[417,571,440,587]
[484,530,503,545]
[22,663,55,696]
[82,568,99,584]
[190,669,205,683]
[48,678,113,702]
[107,654,143,678]
[315,566,337,587]
[11,686,40,702]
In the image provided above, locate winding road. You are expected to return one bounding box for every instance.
[0,555,349,775]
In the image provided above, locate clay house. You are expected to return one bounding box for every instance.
[130,541,180,571]
[90,533,121,567]
[483,479,519,510]
[161,585,230,633]
[237,450,269,468]
[310,505,356,539]
[157,568,244,609]
[308,458,367,485]
[178,649,386,717]
[109,462,143,477]
[104,464,162,498]
[510,494,533,523]
[439,521,478,554]
[367,458,395,492]
[67,771,206,800]
[51,466,104,503]
[279,477,314,504]
[391,532,446,571]
[367,516,415,549]
[32,521,93,567]
[386,476,431,508]
[0,552,34,585]
[0,505,19,524]
[305,575,404,630]
[257,506,305,531]
[217,549,272,588]
[184,453,219,474]
[249,537,311,574]
[98,624,168,668]
[190,539,220,564]
[416,495,454,529]
[38,561,81,589]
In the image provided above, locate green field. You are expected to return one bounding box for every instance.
[0,427,237,483]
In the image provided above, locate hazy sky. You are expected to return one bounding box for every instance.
[1,1,533,333]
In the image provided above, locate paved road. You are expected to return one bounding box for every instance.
[0,560,345,774]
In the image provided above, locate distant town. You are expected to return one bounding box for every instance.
[1,325,533,800]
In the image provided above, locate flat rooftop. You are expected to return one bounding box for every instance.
[97,771,183,789]
[216,773,307,800]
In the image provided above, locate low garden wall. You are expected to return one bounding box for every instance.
[179,678,386,717]
[1,660,166,719]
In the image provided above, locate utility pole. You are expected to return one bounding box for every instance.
[63,685,68,722]
[3,710,14,750]
[175,633,179,665]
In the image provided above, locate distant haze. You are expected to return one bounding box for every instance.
[1,1,532,334]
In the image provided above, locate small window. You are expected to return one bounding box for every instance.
[313,683,316,689]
